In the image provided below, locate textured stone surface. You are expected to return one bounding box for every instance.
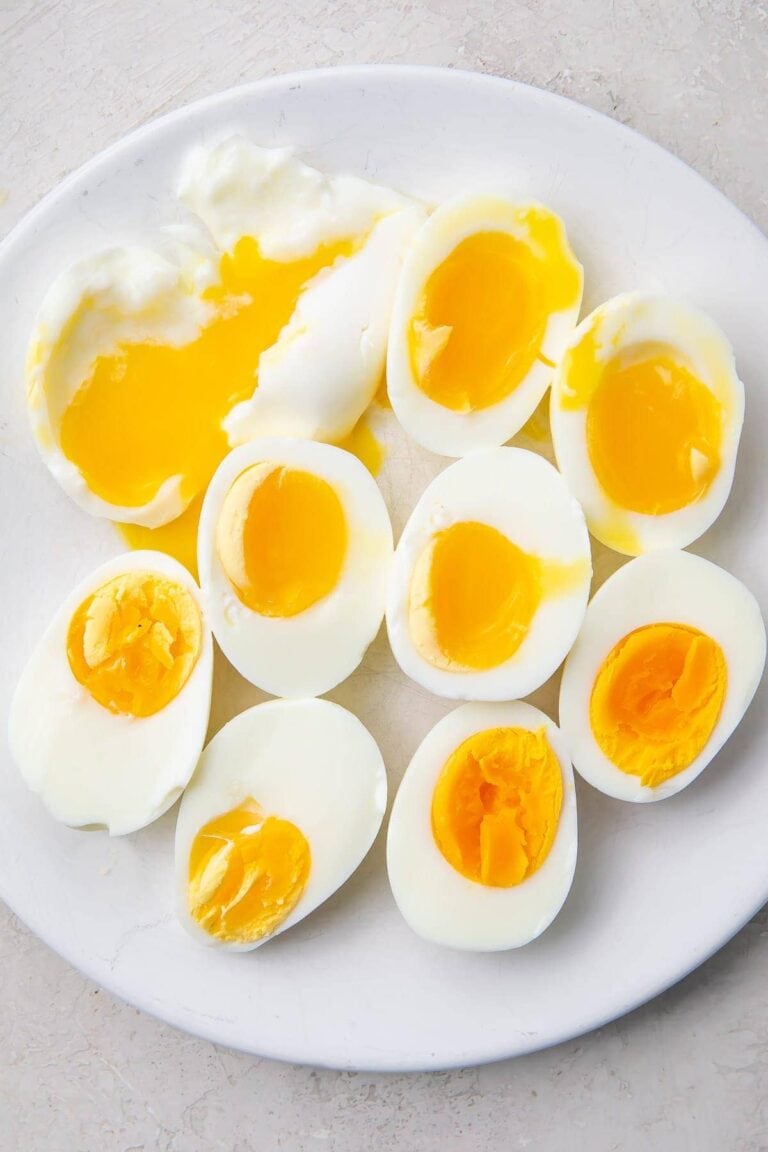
[2,1,768,1148]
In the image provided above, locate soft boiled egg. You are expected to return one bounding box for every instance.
[9,551,213,834]
[198,438,393,698]
[387,193,583,456]
[387,702,577,950]
[175,698,387,951]
[559,551,765,802]
[550,292,744,555]
[386,448,592,700]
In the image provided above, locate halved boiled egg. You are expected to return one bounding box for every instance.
[386,448,592,700]
[175,698,387,951]
[387,194,583,456]
[550,292,744,555]
[198,438,393,698]
[387,702,577,951]
[559,551,765,802]
[9,551,213,834]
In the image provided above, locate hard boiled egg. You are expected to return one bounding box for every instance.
[9,551,213,834]
[559,551,765,802]
[386,448,592,700]
[175,698,387,951]
[387,702,577,951]
[550,292,744,555]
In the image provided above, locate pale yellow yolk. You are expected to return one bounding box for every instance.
[409,520,586,672]
[216,463,347,618]
[407,214,581,413]
[432,726,563,887]
[67,571,202,717]
[187,798,311,945]
[590,623,727,788]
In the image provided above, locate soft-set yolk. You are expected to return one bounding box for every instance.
[409,520,585,672]
[216,464,347,618]
[590,622,727,788]
[67,571,202,717]
[432,726,563,887]
[407,212,581,413]
[187,798,311,945]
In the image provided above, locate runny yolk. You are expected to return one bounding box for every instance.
[408,520,586,672]
[590,622,727,788]
[187,798,311,945]
[216,463,347,618]
[67,571,202,717]
[432,726,563,887]
[407,213,581,413]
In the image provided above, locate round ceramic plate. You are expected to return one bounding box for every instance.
[1,66,767,1073]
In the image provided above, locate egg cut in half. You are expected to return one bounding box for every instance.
[175,698,387,951]
[386,448,592,700]
[550,292,745,555]
[387,193,583,456]
[559,551,765,802]
[387,702,577,951]
[9,551,213,834]
[198,438,393,698]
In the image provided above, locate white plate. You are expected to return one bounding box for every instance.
[1,65,767,1073]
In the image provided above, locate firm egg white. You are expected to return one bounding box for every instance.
[175,698,388,951]
[8,550,214,836]
[386,701,578,951]
[559,551,766,802]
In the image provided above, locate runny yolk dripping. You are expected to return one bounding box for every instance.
[432,726,563,887]
[187,798,311,945]
[590,622,727,788]
[407,210,581,413]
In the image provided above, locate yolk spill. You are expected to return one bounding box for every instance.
[188,798,311,945]
[67,571,202,717]
[590,622,727,788]
[119,496,204,581]
[337,413,387,476]
[432,726,563,886]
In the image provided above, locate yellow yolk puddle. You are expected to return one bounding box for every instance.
[337,413,386,476]
[409,520,586,672]
[67,571,202,717]
[432,726,563,886]
[408,214,581,413]
[216,463,347,618]
[119,496,203,581]
[590,622,727,788]
[188,798,311,945]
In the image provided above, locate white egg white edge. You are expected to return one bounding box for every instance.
[559,550,766,802]
[385,448,592,701]
[387,192,584,458]
[386,701,578,952]
[8,550,214,835]
[198,438,394,698]
[550,292,745,556]
[174,698,388,952]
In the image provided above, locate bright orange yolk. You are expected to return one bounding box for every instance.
[216,463,347,618]
[407,213,581,413]
[188,798,311,945]
[590,623,727,788]
[432,726,563,886]
[67,571,202,717]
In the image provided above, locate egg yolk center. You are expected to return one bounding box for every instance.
[188,798,311,945]
[216,463,347,618]
[590,622,727,788]
[67,571,202,717]
[407,214,580,413]
[432,726,563,887]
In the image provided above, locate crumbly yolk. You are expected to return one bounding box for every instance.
[407,213,581,413]
[67,571,202,717]
[216,464,347,618]
[590,623,727,788]
[432,726,563,886]
[409,520,586,672]
[188,798,311,945]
